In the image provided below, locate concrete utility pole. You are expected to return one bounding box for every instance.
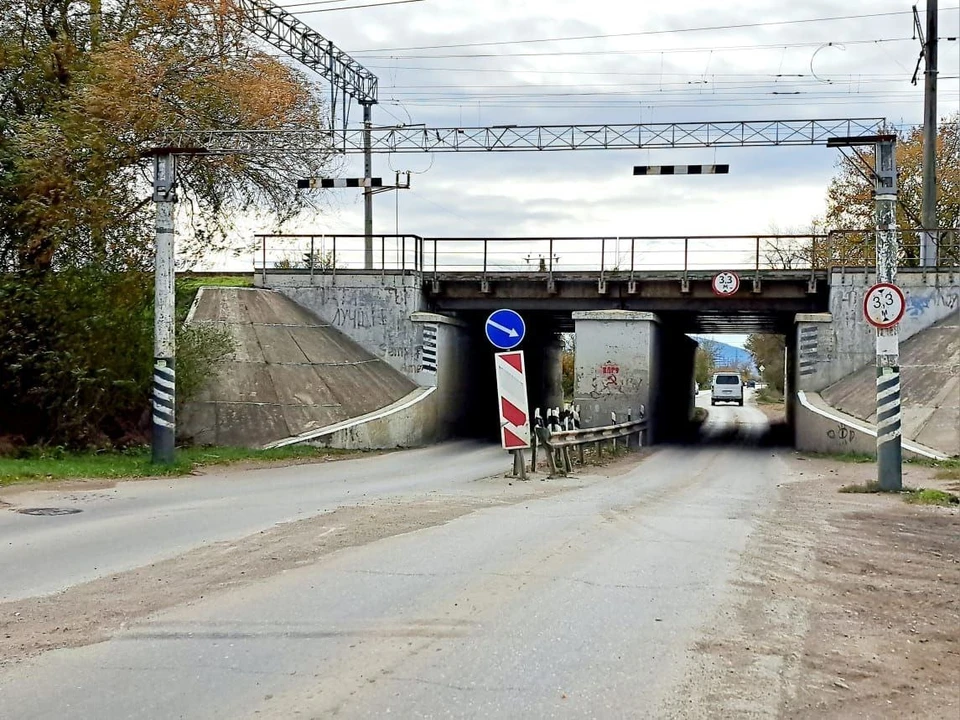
[363,102,374,269]
[151,152,178,465]
[874,138,902,491]
[920,0,939,266]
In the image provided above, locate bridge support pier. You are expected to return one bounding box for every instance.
[572,311,661,439]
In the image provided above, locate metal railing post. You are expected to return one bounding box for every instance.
[402,235,406,272]
[261,235,267,286]
[433,238,438,282]
[630,237,635,279]
[381,235,386,281]
[332,235,337,283]
[755,236,761,283]
[548,238,554,284]
[684,237,689,279]
[600,237,606,279]
[309,235,315,285]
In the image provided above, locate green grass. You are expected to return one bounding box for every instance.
[175,275,253,323]
[0,445,352,487]
[903,488,960,506]
[804,451,875,464]
[755,388,785,405]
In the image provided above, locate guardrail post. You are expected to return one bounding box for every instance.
[309,235,315,285]
[381,235,386,281]
[402,235,406,272]
[682,237,690,292]
[332,236,337,284]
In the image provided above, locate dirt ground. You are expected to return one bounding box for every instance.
[667,454,960,719]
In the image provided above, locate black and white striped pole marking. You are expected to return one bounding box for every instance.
[871,138,902,491]
[297,177,383,189]
[633,164,729,176]
[152,152,178,465]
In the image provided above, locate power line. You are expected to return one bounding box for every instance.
[353,37,917,60]
[349,8,959,53]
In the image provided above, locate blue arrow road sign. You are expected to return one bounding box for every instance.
[485,309,526,350]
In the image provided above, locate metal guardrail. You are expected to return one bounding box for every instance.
[533,411,648,477]
[254,230,960,284]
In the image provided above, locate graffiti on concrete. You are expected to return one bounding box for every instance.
[585,360,639,398]
[905,289,959,319]
[826,424,857,446]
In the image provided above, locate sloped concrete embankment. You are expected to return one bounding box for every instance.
[821,311,959,457]
[180,287,437,449]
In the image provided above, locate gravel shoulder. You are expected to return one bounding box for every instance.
[665,454,959,719]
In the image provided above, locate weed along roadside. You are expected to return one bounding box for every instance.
[0,446,360,487]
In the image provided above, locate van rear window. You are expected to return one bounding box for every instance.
[715,375,741,384]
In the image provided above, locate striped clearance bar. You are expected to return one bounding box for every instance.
[633,164,730,175]
[297,177,384,189]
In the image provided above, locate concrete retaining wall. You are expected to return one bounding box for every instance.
[262,272,425,377]
[799,270,960,392]
[795,390,946,460]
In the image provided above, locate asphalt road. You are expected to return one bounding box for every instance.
[697,387,771,442]
[0,442,509,602]
[0,411,787,719]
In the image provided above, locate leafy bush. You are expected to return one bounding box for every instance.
[0,271,232,449]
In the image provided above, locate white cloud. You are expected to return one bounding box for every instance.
[191,2,960,268]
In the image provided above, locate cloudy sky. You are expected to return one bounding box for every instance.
[204,0,959,347]
[248,0,959,239]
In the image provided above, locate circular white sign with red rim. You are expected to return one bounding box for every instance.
[711,271,740,296]
[863,282,906,329]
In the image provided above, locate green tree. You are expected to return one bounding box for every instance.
[0,0,333,447]
[694,338,721,388]
[744,335,785,396]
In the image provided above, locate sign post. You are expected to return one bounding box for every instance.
[487,310,529,478]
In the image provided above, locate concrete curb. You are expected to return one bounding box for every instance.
[797,391,949,461]
[262,386,437,450]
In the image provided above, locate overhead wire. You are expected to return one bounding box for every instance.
[347,8,959,52]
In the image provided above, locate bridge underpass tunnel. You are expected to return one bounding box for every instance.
[443,313,565,440]
[570,310,797,446]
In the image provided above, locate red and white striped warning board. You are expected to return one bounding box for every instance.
[494,351,531,450]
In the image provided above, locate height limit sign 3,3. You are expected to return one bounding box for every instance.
[864,283,906,329]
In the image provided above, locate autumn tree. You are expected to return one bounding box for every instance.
[821,116,959,266]
[0,0,336,446]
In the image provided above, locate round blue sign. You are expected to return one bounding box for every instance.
[485,309,526,350]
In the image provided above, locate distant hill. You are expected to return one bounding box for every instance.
[691,336,756,371]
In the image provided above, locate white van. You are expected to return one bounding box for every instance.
[711,372,744,406]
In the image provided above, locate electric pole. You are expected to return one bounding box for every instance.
[874,139,902,491]
[363,102,374,268]
[151,152,178,465]
[919,1,939,266]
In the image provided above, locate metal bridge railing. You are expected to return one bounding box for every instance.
[254,230,960,283]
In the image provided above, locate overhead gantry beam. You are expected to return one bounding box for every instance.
[166,117,887,155]
[234,0,377,105]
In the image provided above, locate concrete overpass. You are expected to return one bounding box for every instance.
[224,232,959,454]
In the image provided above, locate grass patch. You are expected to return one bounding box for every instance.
[804,451,875,464]
[175,275,253,323]
[839,481,884,493]
[0,445,351,487]
[755,388,785,405]
[904,488,960,507]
